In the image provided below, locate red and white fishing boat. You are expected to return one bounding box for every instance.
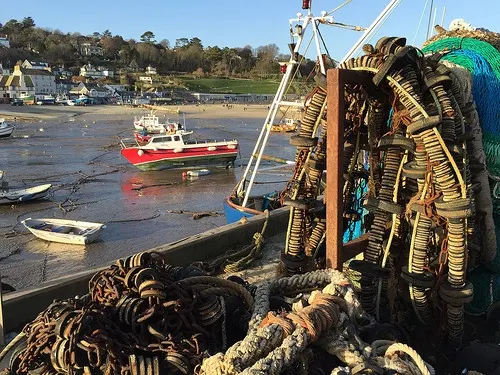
[134,128,193,145]
[120,133,239,171]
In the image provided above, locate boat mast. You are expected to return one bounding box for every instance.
[238,0,402,208]
[237,4,332,206]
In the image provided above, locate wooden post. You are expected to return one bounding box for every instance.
[326,69,374,270]
[326,69,345,270]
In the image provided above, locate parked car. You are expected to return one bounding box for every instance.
[11,99,24,106]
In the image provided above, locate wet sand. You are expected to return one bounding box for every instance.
[0,104,297,290]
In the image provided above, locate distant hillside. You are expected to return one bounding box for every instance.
[0,17,327,83]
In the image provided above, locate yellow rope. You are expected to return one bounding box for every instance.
[385,342,434,375]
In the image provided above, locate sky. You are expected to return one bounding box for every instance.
[2,0,499,61]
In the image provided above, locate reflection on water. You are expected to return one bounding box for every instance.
[120,168,238,199]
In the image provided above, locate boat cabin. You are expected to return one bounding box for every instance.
[146,133,185,148]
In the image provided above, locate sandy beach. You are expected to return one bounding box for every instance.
[0,103,297,291]
[0,103,276,121]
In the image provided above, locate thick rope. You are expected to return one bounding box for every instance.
[385,343,435,375]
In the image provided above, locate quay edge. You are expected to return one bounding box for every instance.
[2,206,290,332]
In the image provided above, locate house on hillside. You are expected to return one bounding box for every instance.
[106,84,129,92]
[0,63,11,76]
[0,37,9,48]
[138,76,152,84]
[69,82,114,100]
[0,68,35,101]
[129,60,140,72]
[80,64,102,79]
[0,65,56,96]
[79,43,104,57]
[52,66,73,78]
[99,67,115,78]
[21,67,56,94]
[22,60,50,71]
[145,66,157,75]
[55,78,74,95]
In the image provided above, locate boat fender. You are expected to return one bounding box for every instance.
[207,146,217,151]
[153,147,158,152]
[227,144,237,150]
[138,150,144,156]
[174,148,183,153]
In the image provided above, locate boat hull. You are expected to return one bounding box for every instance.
[0,125,14,138]
[223,195,272,224]
[121,148,238,171]
[0,184,52,204]
[22,218,105,245]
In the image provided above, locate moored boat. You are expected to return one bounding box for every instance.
[22,218,106,245]
[0,183,52,204]
[133,111,185,133]
[134,129,193,145]
[0,118,14,138]
[186,168,211,177]
[270,118,299,132]
[120,133,239,171]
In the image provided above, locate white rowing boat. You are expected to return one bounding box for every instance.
[0,118,14,138]
[186,169,211,177]
[22,218,106,245]
[0,183,52,204]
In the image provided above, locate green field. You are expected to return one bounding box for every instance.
[182,78,281,94]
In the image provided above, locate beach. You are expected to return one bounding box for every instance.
[0,103,297,291]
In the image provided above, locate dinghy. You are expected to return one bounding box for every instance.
[186,169,211,177]
[0,118,14,138]
[0,183,52,204]
[22,218,106,245]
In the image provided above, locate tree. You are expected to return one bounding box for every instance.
[140,31,156,44]
[1,19,20,34]
[175,38,189,49]
[22,17,35,29]
[100,35,125,59]
[189,37,203,49]
[159,39,170,49]
[256,44,279,62]
[204,46,222,72]
[102,29,112,38]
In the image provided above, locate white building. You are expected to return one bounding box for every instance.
[80,64,102,79]
[0,37,9,48]
[22,60,50,71]
[101,69,115,78]
[139,76,152,84]
[79,43,104,56]
[22,67,56,94]
[0,66,36,100]
[145,66,157,75]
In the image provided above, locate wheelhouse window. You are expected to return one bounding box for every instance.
[173,136,180,141]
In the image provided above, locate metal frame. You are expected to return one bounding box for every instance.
[236,0,402,209]
[325,68,372,270]
[236,8,334,207]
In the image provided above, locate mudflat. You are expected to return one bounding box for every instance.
[0,103,297,291]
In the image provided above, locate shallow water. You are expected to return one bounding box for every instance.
[0,111,296,290]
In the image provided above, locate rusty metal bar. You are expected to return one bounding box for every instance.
[326,68,373,270]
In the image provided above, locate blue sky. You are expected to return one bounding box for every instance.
[1,0,498,60]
